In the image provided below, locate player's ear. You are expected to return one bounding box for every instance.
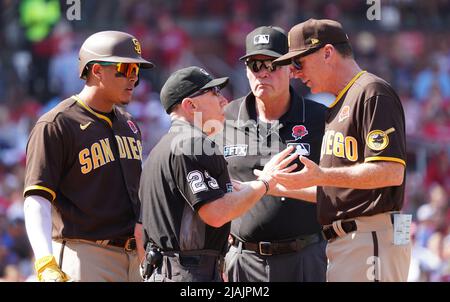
[180,98,197,114]
[323,44,333,60]
[90,63,103,81]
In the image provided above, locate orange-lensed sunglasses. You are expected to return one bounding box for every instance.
[90,61,140,78]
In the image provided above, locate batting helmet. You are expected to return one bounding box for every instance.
[79,31,154,79]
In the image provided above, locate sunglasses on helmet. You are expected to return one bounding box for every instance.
[90,61,140,78]
[187,86,222,98]
[245,59,279,73]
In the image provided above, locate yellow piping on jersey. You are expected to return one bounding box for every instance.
[329,70,367,108]
[23,185,56,202]
[365,156,406,166]
[72,95,112,127]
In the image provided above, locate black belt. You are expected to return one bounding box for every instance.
[321,221,357,241]
[322,213,396,241]
[231,234,321,256]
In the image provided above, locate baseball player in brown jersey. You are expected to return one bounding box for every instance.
[260,19,411,281]
[23,31,154,281]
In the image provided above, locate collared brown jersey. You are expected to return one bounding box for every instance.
[317,71,406,225]
[24,96,142,240]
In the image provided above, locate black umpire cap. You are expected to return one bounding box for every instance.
[240,26,288,60]
[160,66,229,113]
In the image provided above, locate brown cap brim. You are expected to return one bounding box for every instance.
[272,50,306,66]
[273,45,325,66]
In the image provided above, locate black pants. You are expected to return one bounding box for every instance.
[147,252,223,282]
[225,239,327,282]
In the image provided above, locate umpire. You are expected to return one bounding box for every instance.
[139,66,292,282]
[217,26,328,282]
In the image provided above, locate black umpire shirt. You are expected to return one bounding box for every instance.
[139,119,232,252]
[216,87,327,242]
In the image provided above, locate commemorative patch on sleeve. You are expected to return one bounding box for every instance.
[366,127,395,151]
[127,120,138,134]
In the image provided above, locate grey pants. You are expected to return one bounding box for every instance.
[52,240,141,282]
[224,239,327,282]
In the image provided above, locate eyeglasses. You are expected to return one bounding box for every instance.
[90,61,140,78]
[292,57,303,71]
[291,46,324,71]
[187,86,222,98]
[245,59,279,73]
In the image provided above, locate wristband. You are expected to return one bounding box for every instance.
[258,178,270,194]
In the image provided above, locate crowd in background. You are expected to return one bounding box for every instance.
[0,0,449,282]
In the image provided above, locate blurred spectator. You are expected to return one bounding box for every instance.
[402,91,422,136]
[19,0,60,43]
[125,2,158,63]
[416,203,438,248]
[415,184,448,247]
[408,222,442,282]
[156,12,190,72]
[19,0,62,103]
[48,22,84,98]
[0,264,22,282]
[224,2,254,66]
[424,150,450,194]
[125,3,161,87]
[125,80,170,154]
[414,60,450,102]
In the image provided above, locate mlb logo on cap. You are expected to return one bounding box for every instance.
[199,68,210,76]
[254,35,270,45]
[240,26,289,61]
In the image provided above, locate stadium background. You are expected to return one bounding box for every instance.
[0,0,449,282]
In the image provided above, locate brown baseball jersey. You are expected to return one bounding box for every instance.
[317,71,406,225]
[24,95,142,240]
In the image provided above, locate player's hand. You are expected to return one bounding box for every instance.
[273,155,322,190]
[35,255,71,282]
[253,146,298,189]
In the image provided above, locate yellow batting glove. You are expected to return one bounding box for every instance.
[35,255,71,282]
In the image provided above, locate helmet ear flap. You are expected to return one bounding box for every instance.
[81,65,89,80]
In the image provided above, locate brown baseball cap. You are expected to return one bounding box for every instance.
[273,19,349,65]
